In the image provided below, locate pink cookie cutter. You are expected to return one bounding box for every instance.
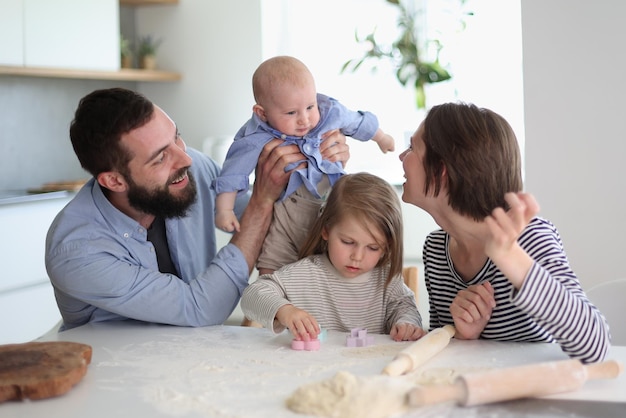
[346,328,375,347]
[290,329,327,351]
[291,338,321,351]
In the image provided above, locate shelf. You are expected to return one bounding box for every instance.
[0,66,181,82]
[120,0,178,5]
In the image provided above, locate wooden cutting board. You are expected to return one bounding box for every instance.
[0,341,92,402]
[27,180,88,193]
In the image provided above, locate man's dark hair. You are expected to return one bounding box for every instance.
[70,88,154,176]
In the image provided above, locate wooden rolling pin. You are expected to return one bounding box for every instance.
[382,325,455,376]
[408,359,623,407]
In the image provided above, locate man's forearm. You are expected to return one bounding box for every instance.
[229,193,274,273]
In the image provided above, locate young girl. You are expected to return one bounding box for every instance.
[241,173,425,342]
[399,102,610,363]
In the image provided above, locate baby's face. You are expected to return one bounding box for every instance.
[261,81,320,137]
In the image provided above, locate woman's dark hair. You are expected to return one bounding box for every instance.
[422,102,523,220]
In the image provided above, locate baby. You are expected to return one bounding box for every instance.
[212,55,394,275]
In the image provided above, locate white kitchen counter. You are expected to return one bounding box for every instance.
[0,192,73,344]
[4,322,625,417]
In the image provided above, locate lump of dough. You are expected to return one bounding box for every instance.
[285,371,415,418]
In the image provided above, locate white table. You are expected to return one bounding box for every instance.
[4,321,625,417]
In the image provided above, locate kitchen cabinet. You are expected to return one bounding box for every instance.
[25,0,119,71]
[0,0,119,71]
[0,284,60,345]
[0,193,73,344]
[0,0,181,82]
[0,0,23,66]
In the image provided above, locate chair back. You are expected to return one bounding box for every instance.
[402,266,419,302]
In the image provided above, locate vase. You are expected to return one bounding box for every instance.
[121,55,133,69]
[141,55,157,70]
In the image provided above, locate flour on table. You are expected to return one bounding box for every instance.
[286,371,414,418]
[340,342,411,359]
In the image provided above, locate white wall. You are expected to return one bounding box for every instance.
[258,0,524,187]
[521,0,626,289]
[135,0,262,152]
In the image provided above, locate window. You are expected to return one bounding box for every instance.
[261,0,523,184]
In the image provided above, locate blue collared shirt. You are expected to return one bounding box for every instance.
[45,148,250,330]
[212,93,379,200]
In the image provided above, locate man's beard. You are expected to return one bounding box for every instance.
[126,169,198,219]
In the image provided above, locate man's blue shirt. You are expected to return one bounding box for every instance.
[46,148,250,330]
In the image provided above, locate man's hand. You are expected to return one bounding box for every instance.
[230,139,305,272]
[320,129,350,167]
[253,139,305,205]
[450,282,496,339]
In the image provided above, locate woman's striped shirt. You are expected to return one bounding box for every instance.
[424,217,610,363]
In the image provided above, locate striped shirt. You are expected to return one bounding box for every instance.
[424,217,610,363]
[241,254,422,334]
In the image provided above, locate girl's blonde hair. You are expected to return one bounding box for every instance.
[298,172,404,286]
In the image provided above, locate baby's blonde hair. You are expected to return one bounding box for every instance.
[299,173,404,287]
[252,56,315,105]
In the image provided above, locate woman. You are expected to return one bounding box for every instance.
[399,102,610,363]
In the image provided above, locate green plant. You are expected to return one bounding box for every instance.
[120,34,133,65]
[341,0,463,109]
[120,34,133,58]
[137,35,163,58]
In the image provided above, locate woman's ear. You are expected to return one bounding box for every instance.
[96,171,127,192]
[253,104,267,122]
[436,162,448,188]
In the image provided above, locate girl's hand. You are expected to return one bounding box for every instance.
[276,304,320,341]
[450,282,496,340]
[390,323,427,341]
